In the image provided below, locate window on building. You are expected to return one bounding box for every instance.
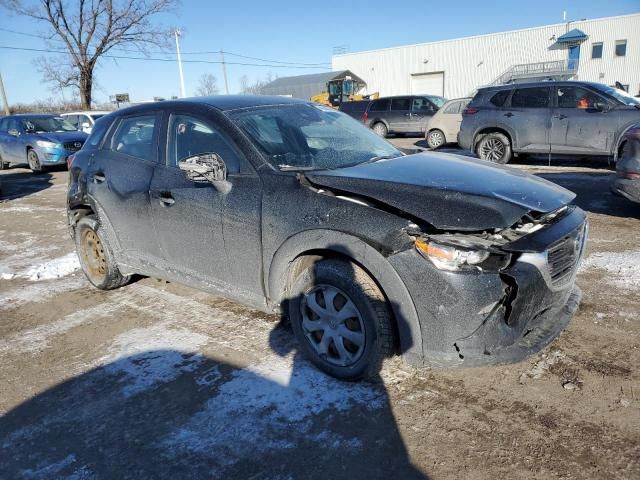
[615,40,627,57]
[510,87,551,108]
[490,90,510,107]
[591,42,603,59]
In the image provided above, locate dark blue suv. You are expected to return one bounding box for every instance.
[0,114,88,172]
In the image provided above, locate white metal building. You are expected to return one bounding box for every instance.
[331,14,640,99]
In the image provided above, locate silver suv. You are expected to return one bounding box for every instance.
[458,81,640,164]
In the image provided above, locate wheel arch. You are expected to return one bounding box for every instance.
[473,126,514,152]
[267,229,424,366]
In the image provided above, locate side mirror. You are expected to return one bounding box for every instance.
[178,153,227,183]
[592,101,609,112]
[81,122,91,130]
[8,128,19,137]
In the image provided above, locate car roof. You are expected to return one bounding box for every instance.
[62,111,112,115]
[478,80,609,92]
[113,95,309,116]
[7,113,59,118]
[372,95,444,100]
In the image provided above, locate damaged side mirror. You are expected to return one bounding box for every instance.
[178,153,227,184]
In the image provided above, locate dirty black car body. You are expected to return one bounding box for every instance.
[67,96,587,380]
[612,123,640,203]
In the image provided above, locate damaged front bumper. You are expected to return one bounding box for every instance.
[389,206,587,367]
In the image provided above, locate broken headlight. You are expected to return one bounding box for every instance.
[415,238,511,272]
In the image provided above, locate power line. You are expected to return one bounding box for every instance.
[0,45,331,69]
[0,27,331,66]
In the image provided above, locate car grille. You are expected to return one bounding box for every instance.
[547,224,587,287]
[64,141,84,151]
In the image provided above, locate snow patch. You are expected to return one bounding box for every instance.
[99,323,210,397]
[0,275,86,310]
[23,253,80,281]
[579,250,640,290]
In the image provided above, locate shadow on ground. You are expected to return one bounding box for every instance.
[0,326,428,480]
[0,169,55,201]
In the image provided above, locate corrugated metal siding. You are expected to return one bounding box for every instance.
[332,14,640,99]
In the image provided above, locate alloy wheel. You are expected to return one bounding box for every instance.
[480,138,506,162]
[300,284,366,367]
[28,150,41,171]
[428,130,445,148]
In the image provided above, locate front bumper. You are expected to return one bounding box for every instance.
[389,207,587,367]
[611,177,640,204]
[35,145,76,166]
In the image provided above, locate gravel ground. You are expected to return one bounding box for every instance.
[0,147,638,479]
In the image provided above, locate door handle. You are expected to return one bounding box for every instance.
[158,194,175,207]
[553,114,567,120]
[93,173,106,183]
[503,112,514,118]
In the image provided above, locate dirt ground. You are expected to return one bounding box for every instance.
[0,145,639,479]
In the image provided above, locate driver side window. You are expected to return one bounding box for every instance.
[167,114,240,173]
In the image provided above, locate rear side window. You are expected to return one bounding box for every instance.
[110,115,157,161]
[84,116,112,150]
[443,101,461,114]
[490,90,510,107]
[369,99,390,112]
[511,87,550,108]
[391,98,411,111]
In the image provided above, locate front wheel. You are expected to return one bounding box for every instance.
[288,259,394,381]
[426,129,446,149]
[476,132,512,164]
[27,149,45,173]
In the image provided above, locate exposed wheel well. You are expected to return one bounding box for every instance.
[473,128,512,151]
[617,139,627,161]
[283,249,400,351]
[68,206,95,232]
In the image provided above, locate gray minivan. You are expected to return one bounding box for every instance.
[458,81,640,164]
[363,95,446,137]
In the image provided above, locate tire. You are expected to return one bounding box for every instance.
[27,148,45,173]
[372,122,388,138]
[426,129,446,149]
[288,259,394,381]
[476,132,512,164]
[74,215,130,290]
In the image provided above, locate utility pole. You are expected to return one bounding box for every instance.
[220,50,229,94]
[0,71,10,115]
[175,30,186,98]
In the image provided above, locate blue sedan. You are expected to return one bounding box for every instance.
[0,114,88,172]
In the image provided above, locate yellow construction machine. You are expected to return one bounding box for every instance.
[311,74,378,108]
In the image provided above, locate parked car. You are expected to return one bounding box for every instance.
[338,100,371,121]
[459,81,640,164]
[61,111,111,134]
[425,97,471,149]
[361,95,446,137]
[611,123,640,203]
[68,96,587,381]
[0,114,88,171]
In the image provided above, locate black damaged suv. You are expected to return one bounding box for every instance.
[68,96,587,380]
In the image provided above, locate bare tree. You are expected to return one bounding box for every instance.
[1,0,178,108]
[239,72,275,95]
[194,73,219,96]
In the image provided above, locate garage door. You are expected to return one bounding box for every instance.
[411,72,444,96]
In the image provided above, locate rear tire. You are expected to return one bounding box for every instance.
[372,122,388,138]
[476,132,512,164]
[426,129,446,149]
[27,148,45,173]
[75,216,130,290]
[288,259,394,381]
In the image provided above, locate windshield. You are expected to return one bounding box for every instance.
[21,117,77,133]
[427,96,446,108]
[228,104,403,171]
[592,84,640,106]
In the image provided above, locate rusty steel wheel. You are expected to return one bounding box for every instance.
[74,216,129,290]
[80,229,107,283]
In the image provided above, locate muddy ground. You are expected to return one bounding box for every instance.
[0,145,638,479]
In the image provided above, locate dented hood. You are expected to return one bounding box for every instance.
[306,152,575,230]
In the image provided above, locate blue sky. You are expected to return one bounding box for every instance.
[0,0,639,105]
